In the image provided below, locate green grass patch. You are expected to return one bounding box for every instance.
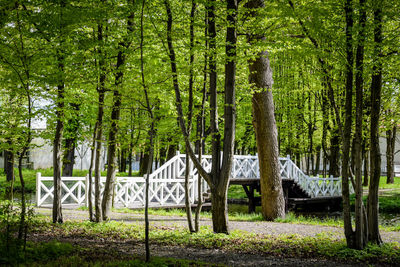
[29,219,400,266]
[107,205,263,222]
[275,212,343,227]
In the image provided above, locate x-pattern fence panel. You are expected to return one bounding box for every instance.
[36,153,345,208]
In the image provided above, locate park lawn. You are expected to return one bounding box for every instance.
[20,218,400,266]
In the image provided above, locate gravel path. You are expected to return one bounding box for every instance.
[35,207,400,243]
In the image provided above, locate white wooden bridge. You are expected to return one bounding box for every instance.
[36,152,344,208]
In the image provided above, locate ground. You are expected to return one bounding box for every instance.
[32,207,400,266]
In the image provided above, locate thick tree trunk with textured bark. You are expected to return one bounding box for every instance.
[368,1,383,245]
[252,89,285,220]
[247,0,285,220]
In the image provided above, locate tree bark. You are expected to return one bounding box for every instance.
[4,147,14,182]
[363,146,369,186]
[94,22,106,223]
[386,126,396,184]
[101,4,135,220]
[247,0,285,220]
[87,122,97,222]
[342,0,355,248]
[354,0,368,249]
[52,7,66,223]
[139,151,150,176]
[368,0,383,245]
[101,81,122,221]
[164,0,237,234]
[52,60,64,224]
[62,102,80,177]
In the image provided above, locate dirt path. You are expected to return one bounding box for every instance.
[35,207,400,243]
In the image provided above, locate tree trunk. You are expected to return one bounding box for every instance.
[52,48,65,224]
[386,126,396,184]
[101,88,121,221]
[139,151,150,176]
[62,102,80,177]
[61,137,76,177]
[314,145,321,176]
[363,147,369,186]
[101,2,135,219]
[354,0,367,249]
[342,0,355,248]
[184,152,195,232]
[329,127,340,177]
[247,0,284,221]
[368,1,383,245]
[94,22,106,223]
[88,122,97,222]
[120,148,127,173]
[4,147,14,182]
[252,90,285,220]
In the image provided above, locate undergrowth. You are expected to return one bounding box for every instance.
[28,219,400,266]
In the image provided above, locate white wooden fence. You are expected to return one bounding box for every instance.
[36,152,345,208]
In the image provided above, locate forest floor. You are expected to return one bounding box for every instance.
[32,207,400,266]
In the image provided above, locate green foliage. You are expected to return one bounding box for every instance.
[0,200,36,265]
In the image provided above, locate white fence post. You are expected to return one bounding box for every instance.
[36,172,41,207]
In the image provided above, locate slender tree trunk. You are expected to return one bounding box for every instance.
[315,145,321,176]
[94,22,106,223]
[139,151,150,176]
[140,1,153,261]
[329,127,340,177]
[88,122,97,221]
[53,53,65,224]
[4,147,14,182]
[354,0,368,249]
[184,152,195,232]
[101,3,135,219]
[101,86,121,221]
[363,146,369,186]
[183,0,197,233]
[386,126,396,184]
[342,0,355,248]
[368,0,383,245]
[164,0,236,234]
[247,0,285,220]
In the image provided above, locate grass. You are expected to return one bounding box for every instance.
[26,218,400,266]
[1,239,213,266]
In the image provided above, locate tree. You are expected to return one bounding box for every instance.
[368,0,384,245]
[164,0,237,233]
[245,0,285,221]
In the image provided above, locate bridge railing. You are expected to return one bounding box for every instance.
[36,152,347,208]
